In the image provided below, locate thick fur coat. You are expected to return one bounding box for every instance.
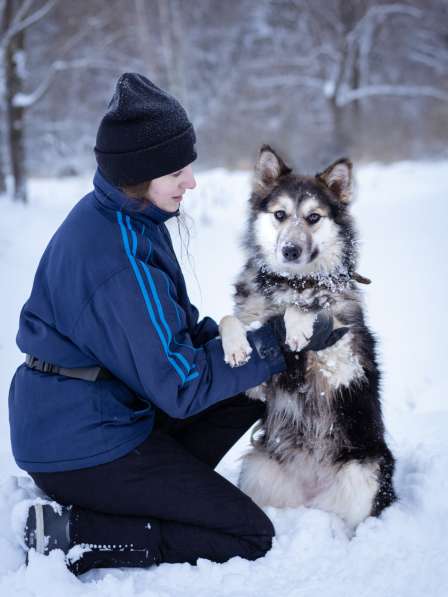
[219,147,396,529]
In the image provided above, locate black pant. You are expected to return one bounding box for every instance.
[30,394,274,574]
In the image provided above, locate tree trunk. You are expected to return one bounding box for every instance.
[0,121,7,195]
[0,59,6,195]
[133,0,152,66]
[0,9,9,195]
[327,95,351,159]
[4,0,27,202]
[157,0,188,108]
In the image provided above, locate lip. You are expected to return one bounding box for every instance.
[172,195,183,202]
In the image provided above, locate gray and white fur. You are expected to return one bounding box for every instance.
[219,146,395,530]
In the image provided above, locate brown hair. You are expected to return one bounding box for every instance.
[120,180,152,200]
[122,180,199,297]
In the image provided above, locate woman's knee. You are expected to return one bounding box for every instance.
[243,500,275,559]
[29,472,61,502]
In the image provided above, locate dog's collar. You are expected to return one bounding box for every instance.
[255,266,371,294]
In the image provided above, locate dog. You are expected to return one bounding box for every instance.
[219,146,396,529]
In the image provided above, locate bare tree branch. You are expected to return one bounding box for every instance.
[8,0,34,33]
[12,58,127,108]
[347,3,422,45]
[339,84,448,105]
[250,73,324,90]
[1,0,58,47]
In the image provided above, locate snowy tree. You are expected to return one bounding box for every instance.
[242,0,448,158]
[2,0,448,199]
[0,0,59,201]
[0,0,135,202]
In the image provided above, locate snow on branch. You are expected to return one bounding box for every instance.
[1,0,58,47]
[247,44,337,72]
[250,73,324,90]
[411,29,448,73]
[8,0,34,33]
[338,84,448,105]
[12,58,123,108]
[347,3,422,45]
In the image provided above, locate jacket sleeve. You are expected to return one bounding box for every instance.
[73,264,285,419]
[161,223,220,347]
[188,303,220,347]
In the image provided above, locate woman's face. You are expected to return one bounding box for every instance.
[145,164,197,212]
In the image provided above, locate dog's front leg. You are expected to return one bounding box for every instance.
[284,306,316,352]
[219,315,253,367]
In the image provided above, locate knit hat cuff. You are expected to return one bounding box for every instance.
[94,124,197,187]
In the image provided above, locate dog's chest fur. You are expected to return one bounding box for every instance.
[234,262,358,320]
[234,262,366,464]
[259,380,346,466]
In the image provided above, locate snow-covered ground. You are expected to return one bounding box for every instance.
[0,161,447,596]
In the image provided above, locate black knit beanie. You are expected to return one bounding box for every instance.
[94,73,197,186]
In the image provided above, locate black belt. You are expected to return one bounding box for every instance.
[25,354,113,382]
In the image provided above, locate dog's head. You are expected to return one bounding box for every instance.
[247,145,357,277]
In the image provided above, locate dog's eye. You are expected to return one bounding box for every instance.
[274,210,287,221]
[306,212,321,224]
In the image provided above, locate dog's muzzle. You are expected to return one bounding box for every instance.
[281,243,302,262]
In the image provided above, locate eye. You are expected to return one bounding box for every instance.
[172,170,183,178]
[274,210,287,221]
[306,212,321,224]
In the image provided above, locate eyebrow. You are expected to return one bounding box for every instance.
[300,198,320,212]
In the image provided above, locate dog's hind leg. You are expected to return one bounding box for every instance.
[309,460,380,529]
[239,449,308,508]
[371,449,396,516]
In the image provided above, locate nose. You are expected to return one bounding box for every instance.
[181,164,197,190]
[282,243,302,262]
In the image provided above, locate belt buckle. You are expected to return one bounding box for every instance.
[25,355,37,369]
[41,361,54,373]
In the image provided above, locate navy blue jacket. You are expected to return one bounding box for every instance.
[9,170,285,472]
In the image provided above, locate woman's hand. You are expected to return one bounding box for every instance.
[266,310,349,353]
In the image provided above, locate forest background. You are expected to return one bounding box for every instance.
[1,0,447,203]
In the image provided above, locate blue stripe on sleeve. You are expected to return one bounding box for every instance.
[116,211,188,383]
[125,215,196,374]
[140,261,194,374]
[160,269,181,326]
[125,215,198,371]
[125,216,138,259]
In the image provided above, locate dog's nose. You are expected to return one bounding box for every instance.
[282,244,302,261]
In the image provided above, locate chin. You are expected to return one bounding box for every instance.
[161,201,179,213]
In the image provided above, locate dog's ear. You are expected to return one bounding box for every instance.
[253,145,292,194]
[316,158,353,204]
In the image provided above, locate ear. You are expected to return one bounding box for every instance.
[316,158,353,204]
[253,145,292,194]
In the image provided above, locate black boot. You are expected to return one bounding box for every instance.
[24,502,71,556]
[24,501,162,575]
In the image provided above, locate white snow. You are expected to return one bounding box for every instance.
[0,161,447,595]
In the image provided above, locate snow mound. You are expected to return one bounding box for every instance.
[0,162,447,595]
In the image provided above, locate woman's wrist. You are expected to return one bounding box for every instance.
[247,321,286,375]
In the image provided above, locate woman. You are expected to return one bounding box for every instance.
[9,73,334,575]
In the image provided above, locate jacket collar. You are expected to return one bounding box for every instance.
[93,168,179,225]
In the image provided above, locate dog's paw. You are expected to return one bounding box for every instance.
[284,306,316,352]
[246,383,267,401]
[219,315,253,367]
[224,339,253,367]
